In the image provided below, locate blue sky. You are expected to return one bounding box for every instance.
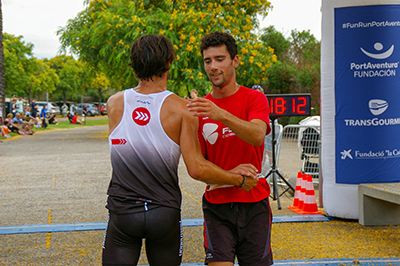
[3,0,321,59]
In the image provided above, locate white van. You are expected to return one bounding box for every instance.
[36,101,61,116]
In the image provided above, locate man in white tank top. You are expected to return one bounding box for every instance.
[102,34,259,266]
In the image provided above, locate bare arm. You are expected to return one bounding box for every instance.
[107,91,124,134]
[179,100,258,191]
[187,97,267,146]
[12,122,22,130]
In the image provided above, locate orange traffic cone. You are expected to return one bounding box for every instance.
[288,172,303,212]
[298,174,323,215]
[296,173,307,211]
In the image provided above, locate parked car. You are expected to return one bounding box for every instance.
[100,103,107,115]
[36,101,61,116]
[75,103,98,116]
[92,102,107,115]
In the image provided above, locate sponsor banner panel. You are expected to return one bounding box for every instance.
[335,5,400,184]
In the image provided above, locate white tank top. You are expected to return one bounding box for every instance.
[107,88,181,214]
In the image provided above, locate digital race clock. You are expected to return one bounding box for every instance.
[266,94,311,118]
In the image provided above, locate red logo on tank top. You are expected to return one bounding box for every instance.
[133,107,150,126]
[111,139,127,145]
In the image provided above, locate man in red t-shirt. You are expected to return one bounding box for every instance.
[187,31,272,266]
[72,114,83,125]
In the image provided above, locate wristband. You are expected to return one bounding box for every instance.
[237,175,246,188]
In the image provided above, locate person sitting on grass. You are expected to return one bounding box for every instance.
[5,113,19,134]
[5,113,13,123]
[35,114,43,128]
[25,107,40,128]
[11,113,32,135]
[8,120,21,134]
[40,105,48,128]
[48,113,59,125]
[72,114,84,125]
[1,121,11,138]
[67,111,73,123]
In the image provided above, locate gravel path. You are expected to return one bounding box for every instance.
[0,126,398,265]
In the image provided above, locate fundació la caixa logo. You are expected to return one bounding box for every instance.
[360,42,394,59]
[340,149,353,160]
[369,99,389,116]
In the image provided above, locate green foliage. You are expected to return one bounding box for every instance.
[265,61,297,94]
[4,33,33,95]
[89,70,113,108]
[4,33,59,100]
[58,0,275,96]
[46,55,86,102]
[288,29,321,108]
[289,29,320,66]
[260,27,320,113]
[260,25,290,61]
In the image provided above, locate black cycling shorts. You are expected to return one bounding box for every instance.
[203,196,273,266]
[102,207,182,266]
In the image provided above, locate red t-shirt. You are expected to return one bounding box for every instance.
[198,86,271,204]
[72,116,78,124]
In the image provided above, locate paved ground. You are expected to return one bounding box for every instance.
[0,125,399,265]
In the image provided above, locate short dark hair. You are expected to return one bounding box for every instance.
[128,35,175,81]
[200,31,238,60]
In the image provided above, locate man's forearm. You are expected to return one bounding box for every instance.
[218,109,266,146]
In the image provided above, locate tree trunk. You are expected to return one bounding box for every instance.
[0,0,6,120]
[27,87,32,105]
[63,89,67,104]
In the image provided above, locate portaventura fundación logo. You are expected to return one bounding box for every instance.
[350,42,399,78]
[361,42,394,59]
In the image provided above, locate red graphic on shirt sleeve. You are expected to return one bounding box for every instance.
[111,139,127,145]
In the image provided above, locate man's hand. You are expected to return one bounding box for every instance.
[229,164,259,191]
[240,175,259,191]
[187,97,226,121]
[229,164,258,180]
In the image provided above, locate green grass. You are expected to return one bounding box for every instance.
[1,117,109,140]
[48,118,109,128]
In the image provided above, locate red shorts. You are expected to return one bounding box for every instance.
[202,196,273,266]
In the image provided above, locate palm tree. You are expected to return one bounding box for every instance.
[0,0,5,121]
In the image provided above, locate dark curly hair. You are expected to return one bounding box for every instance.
[128,35,175,81]
[200,31,238,60]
